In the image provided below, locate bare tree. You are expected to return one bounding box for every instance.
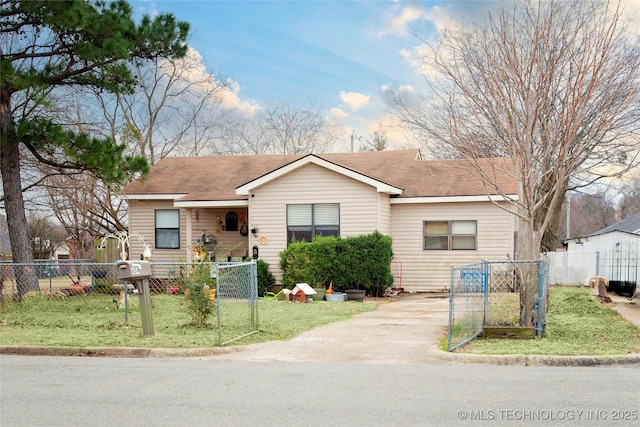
[115,49,231,164]
[619,172,640,219]
[44,172,123,258]
[33,49,231,244]
[553,189,619,247]
[359,126,389,152]
[388,0,639,257]
[387,0,640,324]
[229,102,340,154]
[27,214,66,260]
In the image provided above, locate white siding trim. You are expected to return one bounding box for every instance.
[237,155,403,195]
[391,194,519,204]
[174,200,249,208]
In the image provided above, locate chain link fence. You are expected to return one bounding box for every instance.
[1,260,120,298]
[0,260,258,347]
[215,261,259,346]
[448,262,486,351]
[447,259,549,351]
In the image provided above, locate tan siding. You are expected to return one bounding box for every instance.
[248,163,391,284]
[127,200,249,264]
[377,192,392,235]
[127,165,514,292]
[390,201,514,292]
[127,200,183,262]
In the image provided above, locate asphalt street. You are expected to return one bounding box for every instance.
[1,355,639,427]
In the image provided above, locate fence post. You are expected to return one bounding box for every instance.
[447,267,455,352]
[250,261,258,328]
[535,259,547,337]
[483,260,489,325]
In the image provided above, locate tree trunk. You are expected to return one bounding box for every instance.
[540,192,567,252]
[0,94,40,296]
[517,222,541,327]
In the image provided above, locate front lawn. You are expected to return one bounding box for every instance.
[0,294,377,348]
[459,286,640,356]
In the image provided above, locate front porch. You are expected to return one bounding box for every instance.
[182,206,251,263]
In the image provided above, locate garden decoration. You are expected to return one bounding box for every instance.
[97,231,152,261]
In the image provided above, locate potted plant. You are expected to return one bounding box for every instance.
[311,283,326,301]
[345,286,366,302]
[323,281,346,302]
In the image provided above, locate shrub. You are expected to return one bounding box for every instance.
[279,232,394,295]
[257,259,276,296]
[184,263,216,327]
[186,283,214,327]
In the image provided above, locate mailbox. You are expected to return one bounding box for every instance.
[117,260,154,336]
[117,261,152,280]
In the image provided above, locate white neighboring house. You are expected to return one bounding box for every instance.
[560,212,640,293]
[53,241,71,260]
[119,150,519,292]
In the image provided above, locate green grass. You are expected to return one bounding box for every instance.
[0,294,377,348]
[460,286,640,356]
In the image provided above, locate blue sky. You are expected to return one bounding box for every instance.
[131,1,640,152]
[130,0,469,150]
[140,1,425,101]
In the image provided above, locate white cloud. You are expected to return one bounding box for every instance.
[219,79,261,116]
[329,107,348,119]
[368,114,419,150]
[378,5,426,37]
[339,91,370,111]
[158,48,260,117]
[381,83,413,94]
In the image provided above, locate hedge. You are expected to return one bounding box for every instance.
[279,231,394,296]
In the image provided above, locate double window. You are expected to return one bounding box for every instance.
[155,209,180,249]
[287,203,339,244]
[423,220,477,250]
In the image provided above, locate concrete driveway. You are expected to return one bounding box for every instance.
[201,291,640,366]
[206,293,453,364]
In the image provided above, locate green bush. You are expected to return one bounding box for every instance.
[186,283,214,327]
[279,232,394,295]
[184,263,216,327]
[257,259,276,296]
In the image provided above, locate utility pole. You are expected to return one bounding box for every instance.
[350,130,354,153]
[566,192,571,240]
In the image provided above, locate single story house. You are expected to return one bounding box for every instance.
[563,212,640,291]
[120,149,518,292]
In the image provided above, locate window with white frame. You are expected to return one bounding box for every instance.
[287,203,339,244]
[155,209,180,249]
[423,220,477,250]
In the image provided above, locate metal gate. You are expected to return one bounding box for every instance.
[448,259,549,351]
[215,261,259,346]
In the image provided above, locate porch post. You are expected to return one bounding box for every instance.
[185,207,193,263]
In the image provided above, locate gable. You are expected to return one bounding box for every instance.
[236,154,403,195]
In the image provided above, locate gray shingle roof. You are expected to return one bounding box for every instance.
[589,212,640,237]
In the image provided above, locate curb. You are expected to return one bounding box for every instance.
[3,344,640,366]
[430,347,640,366]
[0,345,242,359]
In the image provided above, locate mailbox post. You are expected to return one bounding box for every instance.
[117,260,154,336]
